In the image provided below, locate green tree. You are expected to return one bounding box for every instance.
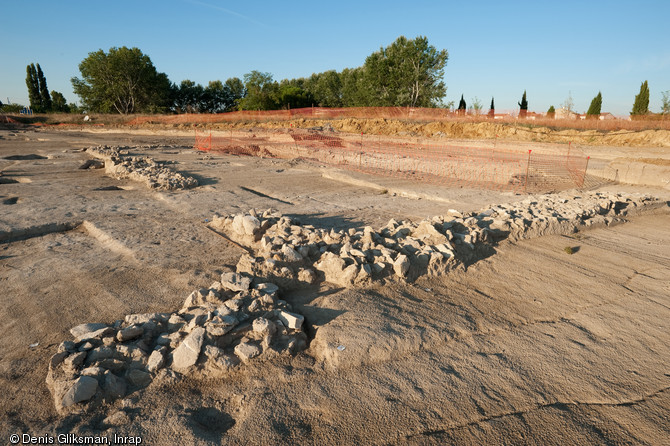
[631,80,650,116]
[586,91,602,117]
[26,64,41,111]
[547,105,556,118]
[518,90,528,117]
[237,71,278,111]
[72,47,172,114]
[276,81,313,109]
[225,77,245,110]
[0,103,25,113]
[173,79,205,113]
[68,102,83,114]
[36,64,52,111]
[340,67,368,107]
[203,80,232,113]
[361,36,448,107]
[50,91,69,112]
[661,90,670,115]
[470,96,483,115]
[307,70,342,107]
[457,94,466,114]
[488,97,495,117]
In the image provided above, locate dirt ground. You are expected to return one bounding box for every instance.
[0,126,669,445]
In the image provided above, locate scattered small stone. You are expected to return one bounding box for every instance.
[393,255,410,278]
[277,310,304,330]
[102,410,130,427]
[220,272,251,292]
[103,372,127,399]
[256,282,279,295]
[127,369,152,387]
[80,367,105,378]
[70,323,108,339]
[147,349,165,373]
[234,341,262,362]
[171,327,205,372]
[116,325,143,342]
[204,345,238,371]
[61,376,98,407]
[252,317,276,337]
[63,352,87,373]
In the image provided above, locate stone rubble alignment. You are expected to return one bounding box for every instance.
[86,145,198,190]
[47,190,666,414]
[209,191,666,287]
[47,277,307,414]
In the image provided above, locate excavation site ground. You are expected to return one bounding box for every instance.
[0,124,669,445]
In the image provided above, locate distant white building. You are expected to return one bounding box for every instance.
[555,107,578,120]
[578,112,617,120]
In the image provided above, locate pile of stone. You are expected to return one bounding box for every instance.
[47,191,664,414]
[47,273,306,414]
[210,192,664,287]
[86,145,198,190]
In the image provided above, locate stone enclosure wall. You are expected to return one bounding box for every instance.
[46,191,667,414]
[86,146,198,190]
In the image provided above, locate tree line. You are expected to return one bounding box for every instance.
[64,36,449,115]
[7,36,669,118]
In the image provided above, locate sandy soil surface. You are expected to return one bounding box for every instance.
[0,127,669,445]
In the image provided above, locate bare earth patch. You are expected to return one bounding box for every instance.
[0,127,668,445]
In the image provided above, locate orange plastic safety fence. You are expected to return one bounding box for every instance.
[0,115,19,124]
[127,107,670,131]
[194,129,589,194]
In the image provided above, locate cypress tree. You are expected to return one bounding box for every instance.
[458,94,466,114]
[586,92,602,117]
[547,105,556,118]
[518,90,528,117]
[631,80,649,116]
[26,64,41,111]
[488,97,495,117]
[37,64,52,112]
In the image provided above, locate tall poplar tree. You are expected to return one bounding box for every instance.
[458,94,466,113]
[631,80,649,116]
[36,64,52,111]
[586,91,602,117]
[26,64,41,111]
[518,90,528,117]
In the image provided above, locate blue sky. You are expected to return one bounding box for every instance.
[1,0,669,115]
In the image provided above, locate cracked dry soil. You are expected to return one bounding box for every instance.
[1,127,669,445]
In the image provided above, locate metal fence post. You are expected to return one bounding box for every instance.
[524,149,532,193]
[567,141,572,169]
[360,132,364,169]
[580,156,590,187]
